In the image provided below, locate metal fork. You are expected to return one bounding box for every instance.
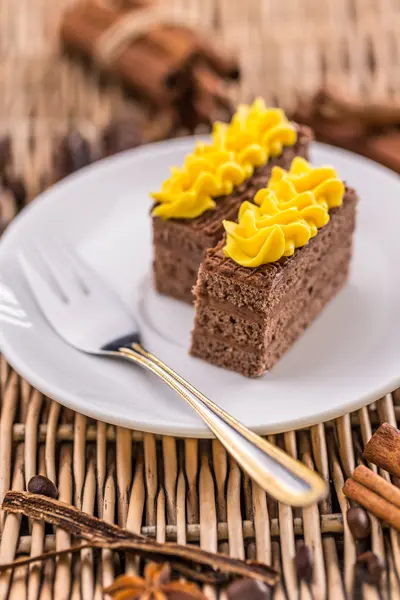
[19,241,327,507]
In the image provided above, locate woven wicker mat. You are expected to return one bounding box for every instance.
[2,0,400,598]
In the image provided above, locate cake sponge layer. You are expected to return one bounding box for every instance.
[190,187,358,377]
[190,256,350,377]
[192,242,352,349]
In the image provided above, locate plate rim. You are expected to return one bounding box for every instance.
[0,137,399,438]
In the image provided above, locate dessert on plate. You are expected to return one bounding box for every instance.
[190,157,358,377]
[151,98,312,303]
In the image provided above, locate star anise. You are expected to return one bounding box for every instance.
[105,562,206,600]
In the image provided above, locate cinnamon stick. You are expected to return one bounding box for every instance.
[352,465,400,508]
[149,26,239,81]
[146,28,203,68]
[343,466,400,532]
[61,4,187,105]
[343,477,400,531]
[61,3,239,110]
[313,87,400,127]
[195,36,239,80]
[192,62,232,111]
[363,423,400,477]
[1,491,279,587]
[115,0,154,8]
[191,64,223,125]
[292,92,400,175]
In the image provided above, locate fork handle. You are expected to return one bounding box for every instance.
[116,343,327,507]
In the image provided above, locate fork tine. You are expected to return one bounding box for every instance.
[51,238,112,298]
[20,242,137,352]
[36,240,86,302]
[47,237,90,294]
[54,239,137,327]
[33,246,73,303]
[19,251,66,311]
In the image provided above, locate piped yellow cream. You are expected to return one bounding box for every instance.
[152,99,296,219]
[223,157,345,267]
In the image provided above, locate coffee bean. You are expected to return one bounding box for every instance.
[28,475,59,499]
[295,544,313,582]
[0,135,11,173]
[227,578,271,600]
[55,131,93,179]
[101,119,144,157]
[357,551,383,585]
[347,507,371,540]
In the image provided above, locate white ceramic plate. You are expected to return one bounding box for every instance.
[0,138,399,437]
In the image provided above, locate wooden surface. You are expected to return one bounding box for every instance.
[1,1,400,598]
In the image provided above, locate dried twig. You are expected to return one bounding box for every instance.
[1,491,279,587]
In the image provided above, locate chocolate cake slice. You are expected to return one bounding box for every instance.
[152,100,312,304]
[190,162,358,377]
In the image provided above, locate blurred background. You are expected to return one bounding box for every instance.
[1,0,400,229]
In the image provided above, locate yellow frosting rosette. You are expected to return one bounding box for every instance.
[223,158,345,267]
[152,98,297,219]
[268,156,345,210]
